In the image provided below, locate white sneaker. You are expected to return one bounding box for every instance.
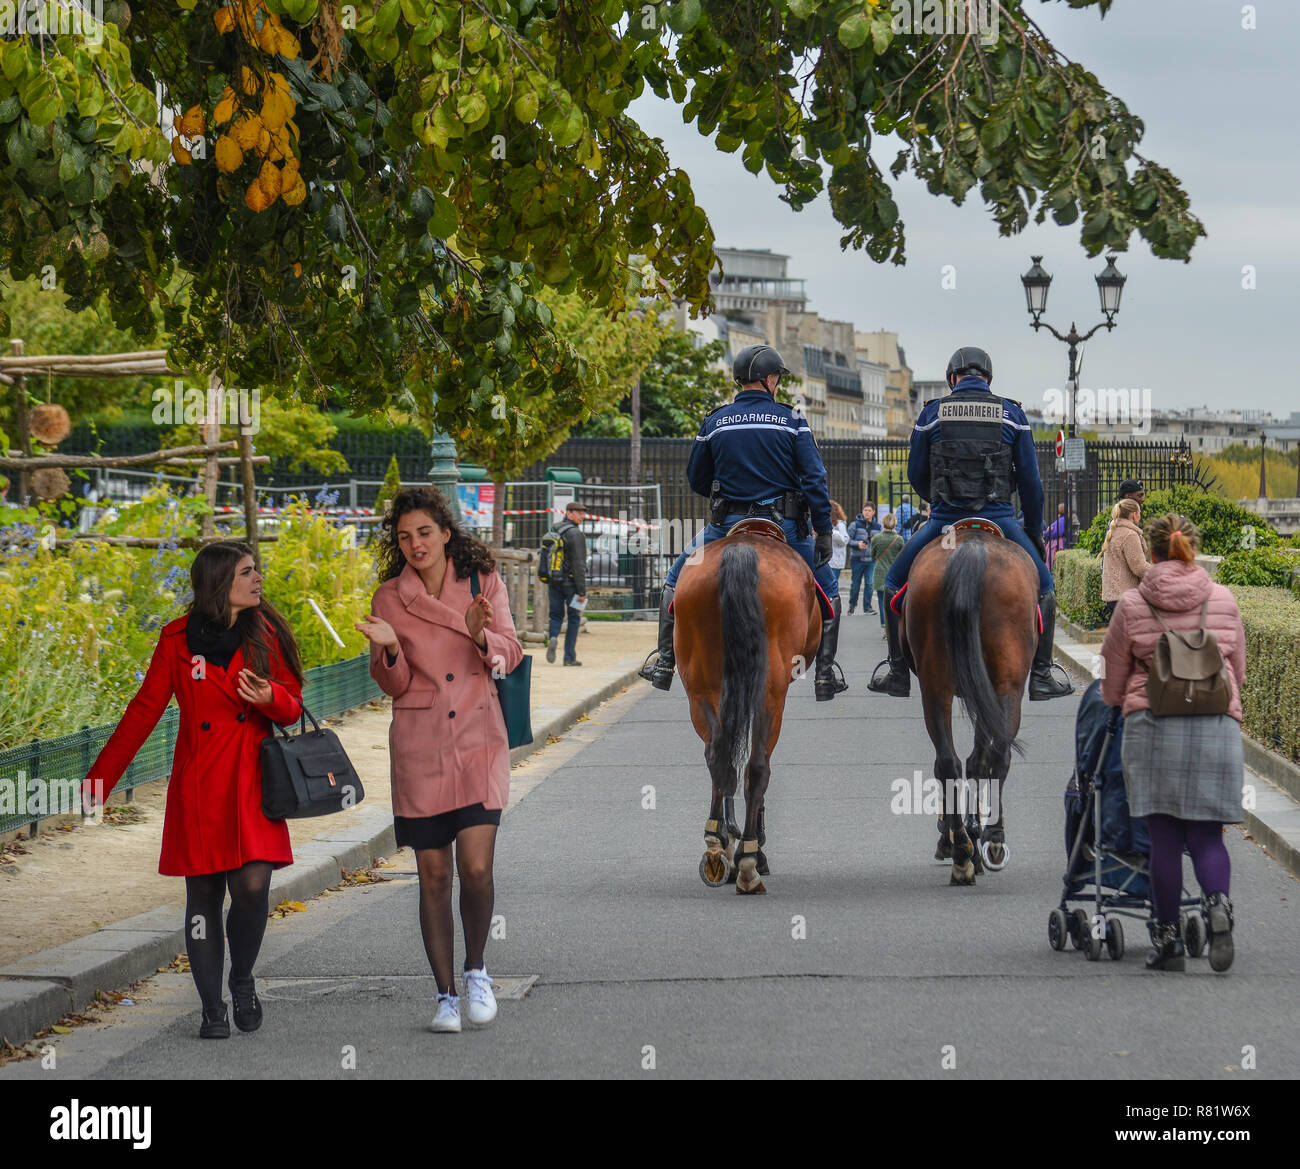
[429,993,461,1033]
[462,967,498,1026]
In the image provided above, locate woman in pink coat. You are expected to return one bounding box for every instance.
[355,486,523,1033]
[1100,514,1245,974]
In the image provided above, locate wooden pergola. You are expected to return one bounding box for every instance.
[0,340,271,557]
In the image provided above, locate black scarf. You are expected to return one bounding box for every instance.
[186,612,244,671]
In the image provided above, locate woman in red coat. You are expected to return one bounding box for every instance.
[81,542,305,1039]
[355,486,523,1034]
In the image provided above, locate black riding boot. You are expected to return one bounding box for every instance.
[1145,921,1186,972]
[814,596,848,701]
[1029,591,1074,700]
[867,586,910,697]
[638,585,675,691]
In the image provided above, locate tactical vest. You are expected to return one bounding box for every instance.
[929,391,1016,509]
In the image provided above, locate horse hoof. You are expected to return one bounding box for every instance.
[756,850,770,877]
[980,840,1009,871]
[699,840,732,887]
[934,835,952,861]
[949,862,977,886]
[735,856,767,895]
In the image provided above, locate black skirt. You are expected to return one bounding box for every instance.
[394,804,501,851]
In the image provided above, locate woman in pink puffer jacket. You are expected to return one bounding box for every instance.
[1100,513,1246,974]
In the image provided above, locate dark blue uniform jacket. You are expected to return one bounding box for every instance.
[907,375,1044,536]
[686,389,832,534]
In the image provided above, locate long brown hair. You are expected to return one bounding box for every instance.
[1146,513,1199,564]
[186,542,305,685]
[830,500,846,525]
[376,486,495,583]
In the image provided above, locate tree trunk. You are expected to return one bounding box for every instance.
[239,427,259,568]
[200,373,223,539]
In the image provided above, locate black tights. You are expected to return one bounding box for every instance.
[415,826,498,996]
[183,861,273,1010]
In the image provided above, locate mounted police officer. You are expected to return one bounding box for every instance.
[639,343,847,700]
[868,345,1074,701]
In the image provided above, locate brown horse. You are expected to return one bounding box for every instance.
[901,522,1039,885]
[673,520,822,894]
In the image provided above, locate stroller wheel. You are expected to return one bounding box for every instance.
[1106,917,1125,961]
[1085,916,1104,961]
[1048,908,1068,951]
[1183,911,1207,958]
[1070,908,1090,951]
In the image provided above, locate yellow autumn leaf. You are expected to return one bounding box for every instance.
[214,6,235,34]
[171,137,193,165]
[214,135,244,173]
[232,115,260,151]
[214,92,236,126]
[281,176,307,206]
[244,179,273,212]
[50,1025,72,1034]
[257,159,282,199]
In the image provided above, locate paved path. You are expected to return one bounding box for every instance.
[3,613,1296,1080]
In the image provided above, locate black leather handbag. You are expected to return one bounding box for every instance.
[260,705,365,820]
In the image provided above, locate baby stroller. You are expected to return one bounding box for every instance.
[1048,679,1208,961]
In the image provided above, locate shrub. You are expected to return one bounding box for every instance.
[1052,549,1106,629]
[373,453,403,518]
[1231,585,1300,764]
[1215,547,1300,589]
[1076,485,1281,555]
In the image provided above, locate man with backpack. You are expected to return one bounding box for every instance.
[541,499,589,666]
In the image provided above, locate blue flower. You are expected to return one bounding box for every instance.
[134,670,144,682]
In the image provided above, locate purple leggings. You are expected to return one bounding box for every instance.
[1146,814,1231,925]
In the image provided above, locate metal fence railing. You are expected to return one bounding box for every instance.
[0,653,384,839]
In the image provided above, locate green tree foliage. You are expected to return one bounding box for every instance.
[160,394,350,473]
[1197,444,1299,502]
[1077,485,1281,556]
[0,0,1202,462]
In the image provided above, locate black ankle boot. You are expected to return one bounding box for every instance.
[1145,921,1185,971]
[867,586,910,697]
[814,596,847,701]
[229,975,263,1032]
[1204,892,1235,972]
[1029,591,1074,700]
[638,585,675,691]
[199,1003,230,1039]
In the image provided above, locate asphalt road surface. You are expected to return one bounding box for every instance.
[4,612,1297,1081]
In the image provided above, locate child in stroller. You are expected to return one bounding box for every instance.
[1048,679,1209,962]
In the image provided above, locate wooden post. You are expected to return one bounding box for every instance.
[238,426,259,567]
[200,373,223,540]
[10,339,30,505]
[492,475,506,549]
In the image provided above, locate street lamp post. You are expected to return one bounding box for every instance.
[428,390,463,523]
[1021,254,1127,546]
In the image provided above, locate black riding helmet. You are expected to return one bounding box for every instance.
[946,346,993,384]
[733,344,792,387]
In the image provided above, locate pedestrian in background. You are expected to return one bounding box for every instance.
[829,501,850,589]
[1045,502,1067,569]
[1101,498,1149,623]
[357,486,524,1032]
[846,500,880,615]
[81,542,305,1040]
[1100,513,1244,974]
[870,514,905,636]
[895,498,914,542]
[545,499,588,667]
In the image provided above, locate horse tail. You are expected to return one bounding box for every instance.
[717,542,768,792]
[941,539,1025,757]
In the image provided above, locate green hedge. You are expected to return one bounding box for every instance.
[1216,547,1300,593]
[1232,586,1300,763]
[1053,549,1106,629]
[1076,485,1281,555]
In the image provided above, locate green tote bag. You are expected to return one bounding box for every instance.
[470,570,534,749]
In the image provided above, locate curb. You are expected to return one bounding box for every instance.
[1053,632,1300,883]
[0,667,649,1049]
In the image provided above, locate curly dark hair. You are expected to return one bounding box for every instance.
[376,486,495,583]
[186,542,305,685]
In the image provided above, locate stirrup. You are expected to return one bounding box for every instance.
[1029,661,1074,699]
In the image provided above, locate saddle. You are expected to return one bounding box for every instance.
[725,516,787,543]
[948,517,1005,538]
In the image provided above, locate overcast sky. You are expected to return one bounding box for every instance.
[629,0,1298,420]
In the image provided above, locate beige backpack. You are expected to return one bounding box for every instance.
[1142,598,1233,717]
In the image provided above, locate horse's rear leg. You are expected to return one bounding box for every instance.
[695,698,738,887]
[735,750,771,895]
[975,692,1020,870]
[923,689,976,885]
